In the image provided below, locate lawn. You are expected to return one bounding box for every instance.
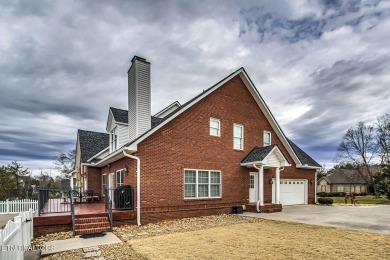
[320,195,390,205]
[130,219,390,260]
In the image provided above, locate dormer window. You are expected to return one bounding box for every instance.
[110,127,118,152]
[264,131,271,146]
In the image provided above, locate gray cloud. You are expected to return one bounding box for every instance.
[0,0,389,172]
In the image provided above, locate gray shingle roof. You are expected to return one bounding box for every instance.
[241,145,278,164]
[109,107,165,128]
[323,169,368,184]
[110,107,128,124]
[286,138,321,167]
[78,130,109,163]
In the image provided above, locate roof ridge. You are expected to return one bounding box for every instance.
[78,129,108,135]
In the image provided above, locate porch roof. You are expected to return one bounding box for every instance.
[240,144,290,168]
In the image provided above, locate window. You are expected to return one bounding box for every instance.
[210,118,220,136]
[264,131,271,146]
[233,124,244,150]
[110,127,118,151]
[102,174,107,194]
[116,170,124,187]
[337,185,344,192]
[72,178,77,188]
[184,169,221,198]
[249,175,255,189]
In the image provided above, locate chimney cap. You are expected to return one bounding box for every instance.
[131,56,148,63]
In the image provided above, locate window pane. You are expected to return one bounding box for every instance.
[185,184,196,198]
[185,170,196,183]
[210,128,219,136]
[234,138,242,150]
[210,119,219,128]
[210,185,220,197]
[198,184,209,197]
[210,171,220,184]
[234,125,242,138]
[198,171,209,184]
[264,132,270,146]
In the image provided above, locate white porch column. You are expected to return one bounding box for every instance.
[258,166,264,206]
[275,167,280,204]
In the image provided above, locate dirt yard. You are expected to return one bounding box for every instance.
[36,215,390,259]
[129,219,390,260]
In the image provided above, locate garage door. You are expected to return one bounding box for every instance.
[272,179,307,205]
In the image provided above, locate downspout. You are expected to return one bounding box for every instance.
[123,149,141,226]
[253,164,262,213]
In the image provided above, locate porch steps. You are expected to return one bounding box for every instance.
[74,216,111,236]
[245,203,282,213]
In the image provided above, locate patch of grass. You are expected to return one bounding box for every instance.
[321,195,390,205]
[130,220,390,259]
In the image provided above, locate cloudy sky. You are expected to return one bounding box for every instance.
[1,0,389,173]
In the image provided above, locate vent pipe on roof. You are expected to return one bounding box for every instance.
[128,56,151,141]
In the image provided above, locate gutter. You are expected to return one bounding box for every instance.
[123,149,141,226]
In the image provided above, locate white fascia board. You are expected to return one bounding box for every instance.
[240,161,264,167]
[238,72,303,167]
[154,101,181,118]
[94,147,125,167]
[296,165,322,169]
[87,147,110,163]
[106,109,114,132]
[128,69,243,148]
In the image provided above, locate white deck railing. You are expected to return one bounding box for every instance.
[0,209,34,260]
[0,199,38,214]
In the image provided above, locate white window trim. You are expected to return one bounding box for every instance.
[184,169,222,199]
[110,127,118,152]
[263,130,271,146]
[210,118,221,137]
[233,123,244,150]
[116,169,124,188]
[102,174,107,196]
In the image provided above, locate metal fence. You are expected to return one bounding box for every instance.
[37,189,71,216]
[0,209,34,260]
[105,186,134,210]
[0,199,38,214]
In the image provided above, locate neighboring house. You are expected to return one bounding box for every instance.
[317,168,373,194]
[74,56,321,224]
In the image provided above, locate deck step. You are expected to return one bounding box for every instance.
[74,216,111,236]
[75,216,108,224]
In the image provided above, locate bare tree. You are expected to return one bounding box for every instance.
[53,149,76,178]
[336,121,380,195]
[377,114,390,165]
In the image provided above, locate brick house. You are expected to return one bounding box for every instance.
[73,56,321,225]
[317,168,373,194]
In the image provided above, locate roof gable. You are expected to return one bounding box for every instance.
[241,145,290,167]
[124,68,320,169]
[78,130,109,163]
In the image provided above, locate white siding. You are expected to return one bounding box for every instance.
[128,58,151,141]
[265,152,281,167]
[118,124,129,147]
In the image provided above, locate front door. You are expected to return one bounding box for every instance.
[249,173,258,203]
[109,173,115,202]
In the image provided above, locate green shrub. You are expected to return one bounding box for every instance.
[318,197,334,205]
[316,192,345,197]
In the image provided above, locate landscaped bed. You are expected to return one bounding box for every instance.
[319,195,389,205]
[35,214,390,259]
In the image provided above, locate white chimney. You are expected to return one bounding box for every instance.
[128,56,151,140]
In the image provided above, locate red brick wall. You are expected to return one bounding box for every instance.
[133,75,316,220]
[86,75,316,224]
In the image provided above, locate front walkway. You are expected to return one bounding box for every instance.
[243,204,390,234]
[41,232,122,256]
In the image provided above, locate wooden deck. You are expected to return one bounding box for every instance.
[33,200,135,236]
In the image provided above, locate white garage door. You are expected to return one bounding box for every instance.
[272,179,307,205]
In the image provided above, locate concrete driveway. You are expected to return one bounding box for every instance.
[243,205,390,234]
